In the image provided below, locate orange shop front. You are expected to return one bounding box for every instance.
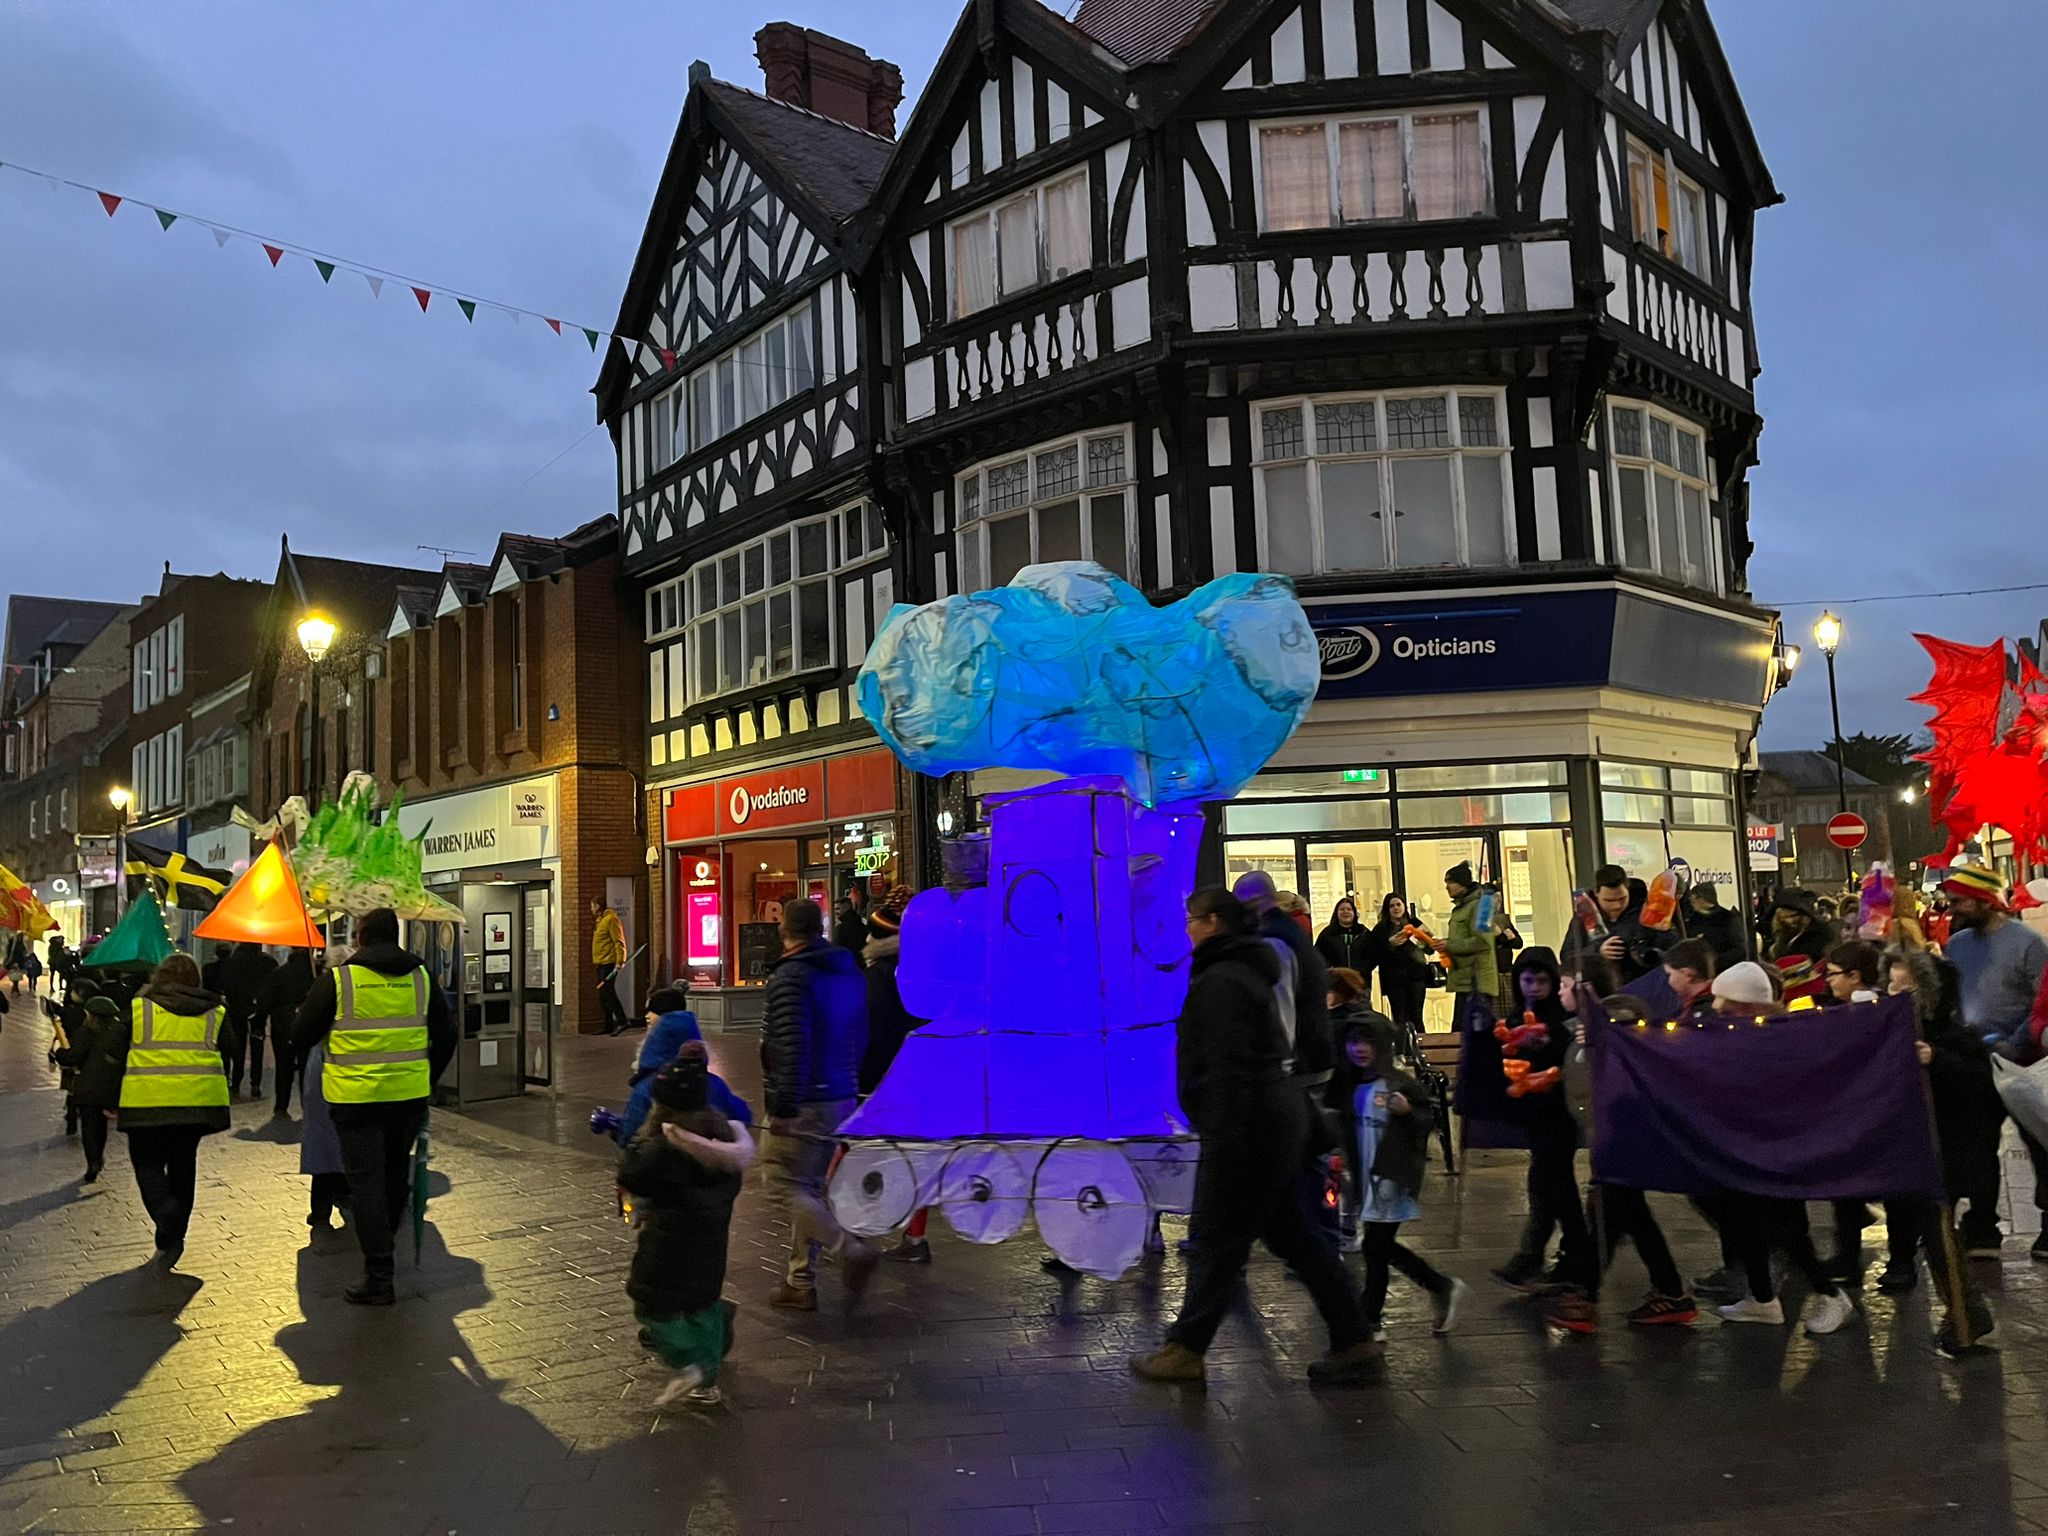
[660,749,903,1029]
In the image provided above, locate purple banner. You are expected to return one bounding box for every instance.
[1590,993,1942,1200]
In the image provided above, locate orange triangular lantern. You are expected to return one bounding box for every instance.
[194,840,324,947]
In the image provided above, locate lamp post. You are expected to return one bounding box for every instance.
[108,785,131,922]
[295,612,336,805]
[1813,610,1849,880]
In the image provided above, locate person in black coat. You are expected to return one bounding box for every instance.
[1892,948,2008,1260]
[1684,884,1747,973]
[259,946,322,1118]
[218,942,279,1099]
[55,991,120,1182]
[619,1045,752,1408]
[1492,948,1595,1295]
[1369,894,1434,1045]
[1130,888,1377,1387]
[1231,871,1334,1084]
[1314,897,1377,979]
[1560,865,1671,985]
[857,901,920,1096]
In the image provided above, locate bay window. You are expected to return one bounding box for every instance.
[642,301,819,480]
[1607,400,1718,592]
[955,431,1135,590]
[1626,137,1709,278]
[1255,391,1510,576]
[950,169,1091,319]
[683,514,835,703]
[1259,109,1488,230]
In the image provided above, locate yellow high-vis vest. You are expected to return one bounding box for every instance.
[322,965,432,1104]
[119,998,230,1110]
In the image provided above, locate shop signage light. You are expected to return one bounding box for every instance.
[1340,768,1381,785]
[854,847,891,876]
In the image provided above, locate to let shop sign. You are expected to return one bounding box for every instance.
[1747,824,1781,872]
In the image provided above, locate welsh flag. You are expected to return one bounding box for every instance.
[0,863,55,940]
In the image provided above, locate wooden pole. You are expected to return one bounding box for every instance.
[1907,999,1978,1351]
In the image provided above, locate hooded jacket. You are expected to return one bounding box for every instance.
[259,950,318,1038]
[1176,931,1290,1139]
[1314,905,1380,978]
[1328,1010,1434,1198]
[761,938,867,1119]
[1260,908,1334,1080]
[218,944,278,1024]
[620,1009,751,1143]
[619,1104,743,1316]
[291,941,458,1117]
[1443,886,1498,996]
[1687,900,1747,973]
[74,981,234,1133]
[1765,890,1834,966]
[1560,883,1672,984]
[858,933,923,1095]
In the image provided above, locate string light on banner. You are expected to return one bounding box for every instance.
[0,156,655,367]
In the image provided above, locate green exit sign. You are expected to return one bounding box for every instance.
[1341,768,1382,785]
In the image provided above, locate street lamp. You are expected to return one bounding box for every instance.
[295,612,337,804]
[295,612,337,664]
[1813,611,1849,879]
[108,786,131,920]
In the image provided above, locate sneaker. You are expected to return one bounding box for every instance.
[344,1281,396,1307]
[1305,1340,1384,1385]
[1368,1327,1388,1344]
[768,1282,817,1311]
[1803,1291,1856,1336]
[1490,1256,1543,1291]
[1129,1342,1207,1383]
[653,1366,705,1408]
[682,1385,722,1407]
[1542,1292,1598,1334]
[1875,1264,1918,1294]
[1692,1267,1741,1300]
[840,1241,882,1307]
[885,1237,932,1264]
[1626,1292,1699,1327]
[1432,1277,1468,1335]
[81,1167,100,1186]
[1716,1296,1785,1326]
[1339,1229,1364,1254]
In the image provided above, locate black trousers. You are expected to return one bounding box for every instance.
[273,1036,300,1116]
[1516,1113,1593,1280]
[597,966,631,1032]
[1590,1185,1684,1300]
[1360,1221,1450,1328]
[79,1107,108,1176]
[309,1172,351,1225]
[334,1103,427,1284]
[224,1016,266,1095]
[1382,981,1428,1046]
[1704,1195,1838,1303]
[126,1126,203,1252]
[1829,1198,1873,1264]
[1166,1103,1367,1356]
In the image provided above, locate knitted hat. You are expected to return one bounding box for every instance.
[1444,861,1476,890]
[645,986,691,1017]
[1712,961,1777,1007]
[84,995,120,1019]
[651,1040,709,1110]
[1939,864,2007,909]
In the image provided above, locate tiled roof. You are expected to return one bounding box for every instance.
[1069,0,1228,64]
[3,596,127,668]
[1542,0,1662,38]
[1759,751,1880,792]
[702,80,895,224]
[287,553,443,637]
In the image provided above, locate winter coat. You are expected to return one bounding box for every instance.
[620,1009,751,1143]
[858,934,922,1095]
[298,1044,344,1177]
[619,1106,743,1317]
[761,939,867,1120]
[259,952,317,1039]
[1370,915,1434,995]
[1313,911,1378,978]
[1688,902,1748,974]
[1911,957,2006,1190]
[832,906,872,954]
[55,1006,115,1108]
[1502,947,1578,1131]
[74,982,233,1134]
[1260,909,1334,1079]
[218,945,278,1027]
[1765,890,1834,967]
[291,941,459,1118]
[591,907,627,967]
[1443,888,1498,996]
[1328,1011,1434,1198]
[1175,931,1290,1140]
[1560,885,1672,985]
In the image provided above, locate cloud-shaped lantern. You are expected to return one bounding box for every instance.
[856,562,1317,805]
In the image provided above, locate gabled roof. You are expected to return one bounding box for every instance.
[1542,0,1660,40]
[1759,751,1879,792]
[488,517,621,591]
[1069,0,1228,65]
[595,75,895,419]
[251,538,440,711]
[3,595,127,669]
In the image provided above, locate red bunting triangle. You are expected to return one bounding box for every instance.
[544,317,562,336]
[660,348,676,370]
[97,191,121,217]
[412,287,431,312]
[263,244,284,267]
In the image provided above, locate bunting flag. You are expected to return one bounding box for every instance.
[0,861,56,940]
[0,157,680,368]
[83,889,178,972]
[124,843,232,912]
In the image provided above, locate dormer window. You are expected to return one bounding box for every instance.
[950,169,1090,318]
[1626,137,1708,278]
[1258,109,1488,232]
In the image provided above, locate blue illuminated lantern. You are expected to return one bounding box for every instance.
[828,562,1318,1276]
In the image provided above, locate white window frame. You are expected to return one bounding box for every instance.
[677,300,819,460]
[1252,391,1512,576]
[1625,136,1709,280]
[164,724,183,806]
[1255,107,1492,232]
[954,429,1137,591]
[948,168,1092,320]
[645,575,687,642]
[131,639,147,712]
[165,615,185,697]
[147,628,165,706]
[1606,397,1719,593]
[683,513,838,705]
[837,499,889,567]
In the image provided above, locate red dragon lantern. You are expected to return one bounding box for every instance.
[1912,634,2048,897]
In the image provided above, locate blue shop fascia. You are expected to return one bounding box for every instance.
[1199,575,1782,998]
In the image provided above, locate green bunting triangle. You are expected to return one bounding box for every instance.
[155,209,177,231]
[582,327,600,351]
[315,260,335,283]
[457,298,476,323]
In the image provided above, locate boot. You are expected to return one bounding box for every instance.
[1129,1342,1207,1383]
[1306,1340,1384,1385]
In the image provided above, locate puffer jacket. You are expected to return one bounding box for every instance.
[1176,931,1290,1139]
[1443,888,1498,996]
[619,1106,744,1317]
[1261,909,1334,1079]
[761,939,867,1120]
[73,982,233,1133]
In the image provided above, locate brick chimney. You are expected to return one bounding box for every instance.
[754,22,904,139]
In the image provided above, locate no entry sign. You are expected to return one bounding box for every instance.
[1827,812,1869,850]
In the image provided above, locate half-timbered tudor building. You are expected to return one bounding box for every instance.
[598,26,908,1019]
[864,0,1784,1000]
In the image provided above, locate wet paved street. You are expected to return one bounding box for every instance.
[6,999,2048,1535]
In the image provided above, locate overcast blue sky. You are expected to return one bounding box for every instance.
[1,1,2041,751]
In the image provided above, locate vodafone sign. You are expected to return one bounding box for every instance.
[727,780,812,828]
[662,751,898,844]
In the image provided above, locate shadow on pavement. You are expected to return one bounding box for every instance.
[0,1263,203,1456]
[0,1180,85,1237]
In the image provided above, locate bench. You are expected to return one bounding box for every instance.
[1414,1031,1461,1176]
